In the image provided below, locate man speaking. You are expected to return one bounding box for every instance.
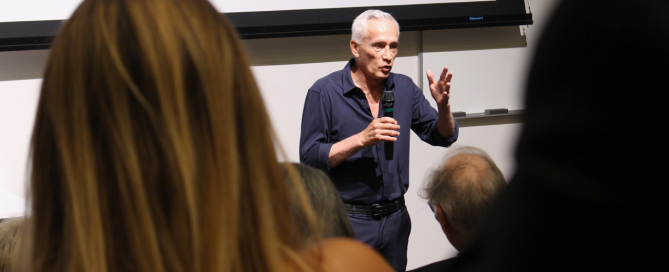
[299,10,459,271]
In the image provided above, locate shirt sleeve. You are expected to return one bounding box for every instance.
[299,89,334,171]
[410,83,459,147]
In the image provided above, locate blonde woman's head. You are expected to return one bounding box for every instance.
[27,0,317,271]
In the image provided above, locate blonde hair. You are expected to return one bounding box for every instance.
[0,218,23,272]
[26,0,318,271]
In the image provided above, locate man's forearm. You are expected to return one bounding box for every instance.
[329,133,365,168]
[437,104,456,138]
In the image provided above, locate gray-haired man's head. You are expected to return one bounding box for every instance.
[422,146,506,250]
[349,10,401,81]
[351,9,400,44]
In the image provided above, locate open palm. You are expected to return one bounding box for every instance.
[426,66,452,108]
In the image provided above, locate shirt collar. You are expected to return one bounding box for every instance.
[343,58,395,95]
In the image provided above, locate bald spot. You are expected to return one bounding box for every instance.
[443,153,491,185]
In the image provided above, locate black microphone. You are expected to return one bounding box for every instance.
[381,90,395,160]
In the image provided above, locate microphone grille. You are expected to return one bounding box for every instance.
[381,91,394,102]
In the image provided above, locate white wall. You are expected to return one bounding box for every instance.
[0,80,40,201]
[0,0,561,268]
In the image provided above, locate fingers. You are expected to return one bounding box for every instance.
[374,118,399,130]
[374,123,400,132]
[374,128,400,136]
[366,118,400,143]
[373,129,400,143]
[364,127,399,145]
[439,66,449,82]
[426,69,435,85]
[441,68,453,96]
[379,135,399,142]
[377,117,398,124]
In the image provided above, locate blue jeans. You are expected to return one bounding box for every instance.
[348,206,411,272]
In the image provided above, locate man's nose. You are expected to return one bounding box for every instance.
[382,47,392,60]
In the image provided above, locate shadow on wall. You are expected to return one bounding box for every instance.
[0,50,49,82]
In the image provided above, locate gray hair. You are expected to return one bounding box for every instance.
[421,146,506,240]
[283,163,355,240]
[351,9,400,44]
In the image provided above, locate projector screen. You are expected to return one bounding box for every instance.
[218,0,493,13]
[0,0,529,51]
[0,0,493,22]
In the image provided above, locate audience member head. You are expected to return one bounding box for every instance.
[422,146,506,250]
[26,0,316,271]
[285,163,355,240]
[0,218,23,272]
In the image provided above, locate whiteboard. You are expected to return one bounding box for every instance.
[0,0,492,23]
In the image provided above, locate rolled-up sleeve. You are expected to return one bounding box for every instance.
[299,89,333,171]
[410,84,459,147]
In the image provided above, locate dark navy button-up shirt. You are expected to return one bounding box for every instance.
[299,59,459,205]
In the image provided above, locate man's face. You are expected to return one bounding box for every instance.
[352,19,399,80]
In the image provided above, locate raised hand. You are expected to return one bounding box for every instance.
[426,66,453,109]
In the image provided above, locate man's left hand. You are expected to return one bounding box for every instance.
[427,66,456,138]
[426,66,452,109]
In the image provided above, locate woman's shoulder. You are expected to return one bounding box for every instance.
[303,238,395,272]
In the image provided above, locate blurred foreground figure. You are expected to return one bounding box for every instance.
[410,147,505,272]
[0,218,23,272]
[447,0,669,271]
[23,0,393,271]
[286,163,355,240]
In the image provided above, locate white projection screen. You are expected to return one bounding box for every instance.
[1,0,493,22]
[0,0,531,50]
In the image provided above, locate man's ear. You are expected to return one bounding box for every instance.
[436,205,452,237]
[350,40,360,58]
[436,205,464,251]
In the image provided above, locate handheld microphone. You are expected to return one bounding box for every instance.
[381,91,395,160]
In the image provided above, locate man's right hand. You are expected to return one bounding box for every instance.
[329,117,400,168]
[357,117,400,147]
